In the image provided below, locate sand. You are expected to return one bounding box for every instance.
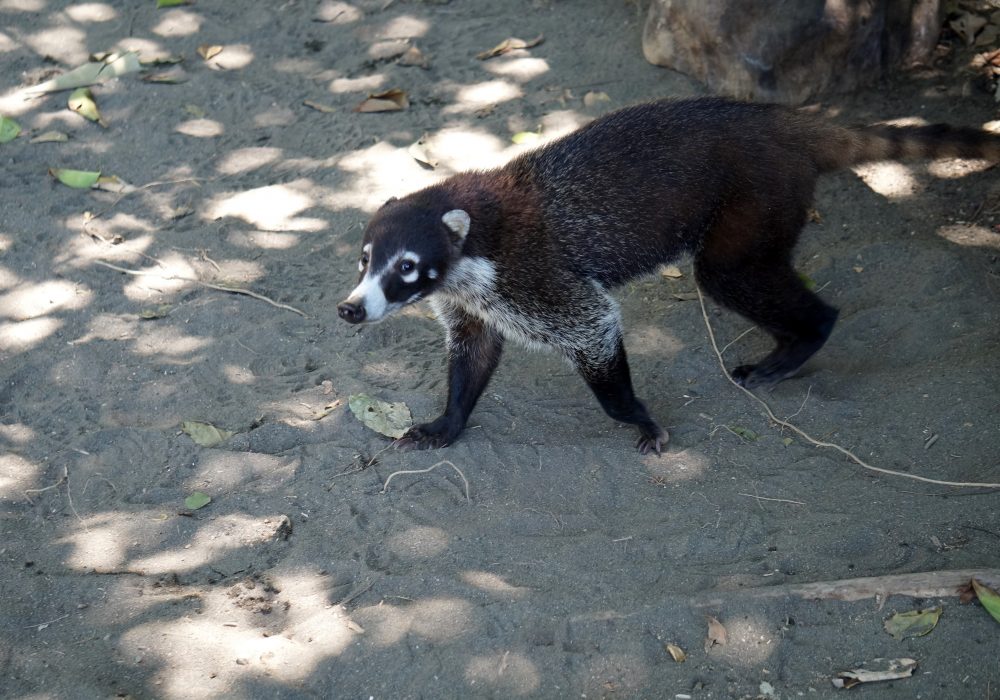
[1,1,998,698]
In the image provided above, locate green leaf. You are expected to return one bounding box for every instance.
[157,0,191,6]
[28,51,141,94]
[140,304,173,319]
[181,420,234,447]
[729,425,758,441]
[782,437,793,447]
[972,579,1000,624]
[0,116,21,143]
[68,87,105,126]
[31,130,69,144]
[883,607,942,640]
[49,168,101,189]
[184,491,211,510]
[797,272,817,291]
[511,131,540,145]
[348,393,411,438]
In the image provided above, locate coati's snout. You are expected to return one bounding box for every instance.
[337,206,472,324]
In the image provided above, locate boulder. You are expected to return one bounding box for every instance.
[643,0,941,103]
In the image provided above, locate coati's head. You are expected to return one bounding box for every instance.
[337,196,470,324]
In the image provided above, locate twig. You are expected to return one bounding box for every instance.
[93,260,307,317]
[692,568,1000,607]
[381,460,471,501]
[696,286,1000,489]
[737,493,806,506]
[719,326,756,356]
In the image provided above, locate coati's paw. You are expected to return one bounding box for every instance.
[393,421,455,450]
[635,425,668,455]
[731,363,781,389]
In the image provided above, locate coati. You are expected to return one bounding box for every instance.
[337,97,1000,454]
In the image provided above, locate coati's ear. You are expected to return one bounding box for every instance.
[379,196,398,209]
[442,209,471,240]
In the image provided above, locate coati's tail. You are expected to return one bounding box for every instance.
[812,122,1000,173]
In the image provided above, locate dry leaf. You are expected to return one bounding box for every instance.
[303,99,337,113]
[704,616,727,651]
[511,131,540,145]
[348,394,411,438]
[661,264,683,279]
[398,46,429,68]
[197,44,224,61]
[354,88,409,113]
[807,207,823,223]
[94,175,137,194]
[665,643,686,662]
[476,34,544,60]
[142,67,190,84]
[832,658,917,689]
[883,607,942,640]
[583,90,610,108]
[408,134,438,169]
[181,420,234,447]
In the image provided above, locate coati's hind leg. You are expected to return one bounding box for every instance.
[395,304,504,450]
[572,340,667,455]
[695,251,838,389]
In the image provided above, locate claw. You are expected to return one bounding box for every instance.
[636,429,668,455]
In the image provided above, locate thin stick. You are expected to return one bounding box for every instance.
[381,460,471,501]
[737,493,806,506]
[692,568,1000,606]
[696,286,1000,489]
[719,326,755,356]
[93,260,307,317]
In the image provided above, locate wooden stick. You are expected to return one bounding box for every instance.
[692,568,1000,606]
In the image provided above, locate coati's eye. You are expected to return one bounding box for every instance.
[399,260,415,274]
[360,253,369,267]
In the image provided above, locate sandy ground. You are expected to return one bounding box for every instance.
[1,1,999,698]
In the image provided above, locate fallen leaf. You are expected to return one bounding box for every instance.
[49,168,101,189]
[798,272,817,291]
[141,67,190,84]
[832,658,917,689]
[184,491,211,510]
[27,51,142,94]
[853,265,864,273]
[303,99,337,113]
[181,420,235,447]
[197,44,224,61]
[321,380,334,395]
[408,134,438,169]
[398,46,429,68]
[782,437,793,447]
[511,131,540,145]
[729,425,758,441]
[184,104,206,118]
[0,116,21,143]
[807,207,823,223]
[354,88,409,113]
[140,54,185,66]
[30,130,69,143]
[94,175,137,194]
[312,399,343,421]
[140,304,174,319]
[476,34,544,60]
[583,90,610,108]
[883,607,942,640]
[665,643,686,662]
[157,0,192,7]
[972,579,1000,624]
[348,394,411,438]
[68,87,106,126]
[661,264,683,279]
[704,616,727,651]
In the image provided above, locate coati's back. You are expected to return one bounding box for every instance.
[500,98,1000,287]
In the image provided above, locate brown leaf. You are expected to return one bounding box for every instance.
[665,643,686,662]
[398,45,429,68]
[583,90,610,108]
[197,44,224,61]
[476,34,544,60]
[354,88,409,113]
[303,99,337,113]
[704,616,727,651]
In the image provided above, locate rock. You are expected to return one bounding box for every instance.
[643,0,941,103]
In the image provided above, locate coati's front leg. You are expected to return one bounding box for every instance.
[573,341,668,455]
[394,306,504,450]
